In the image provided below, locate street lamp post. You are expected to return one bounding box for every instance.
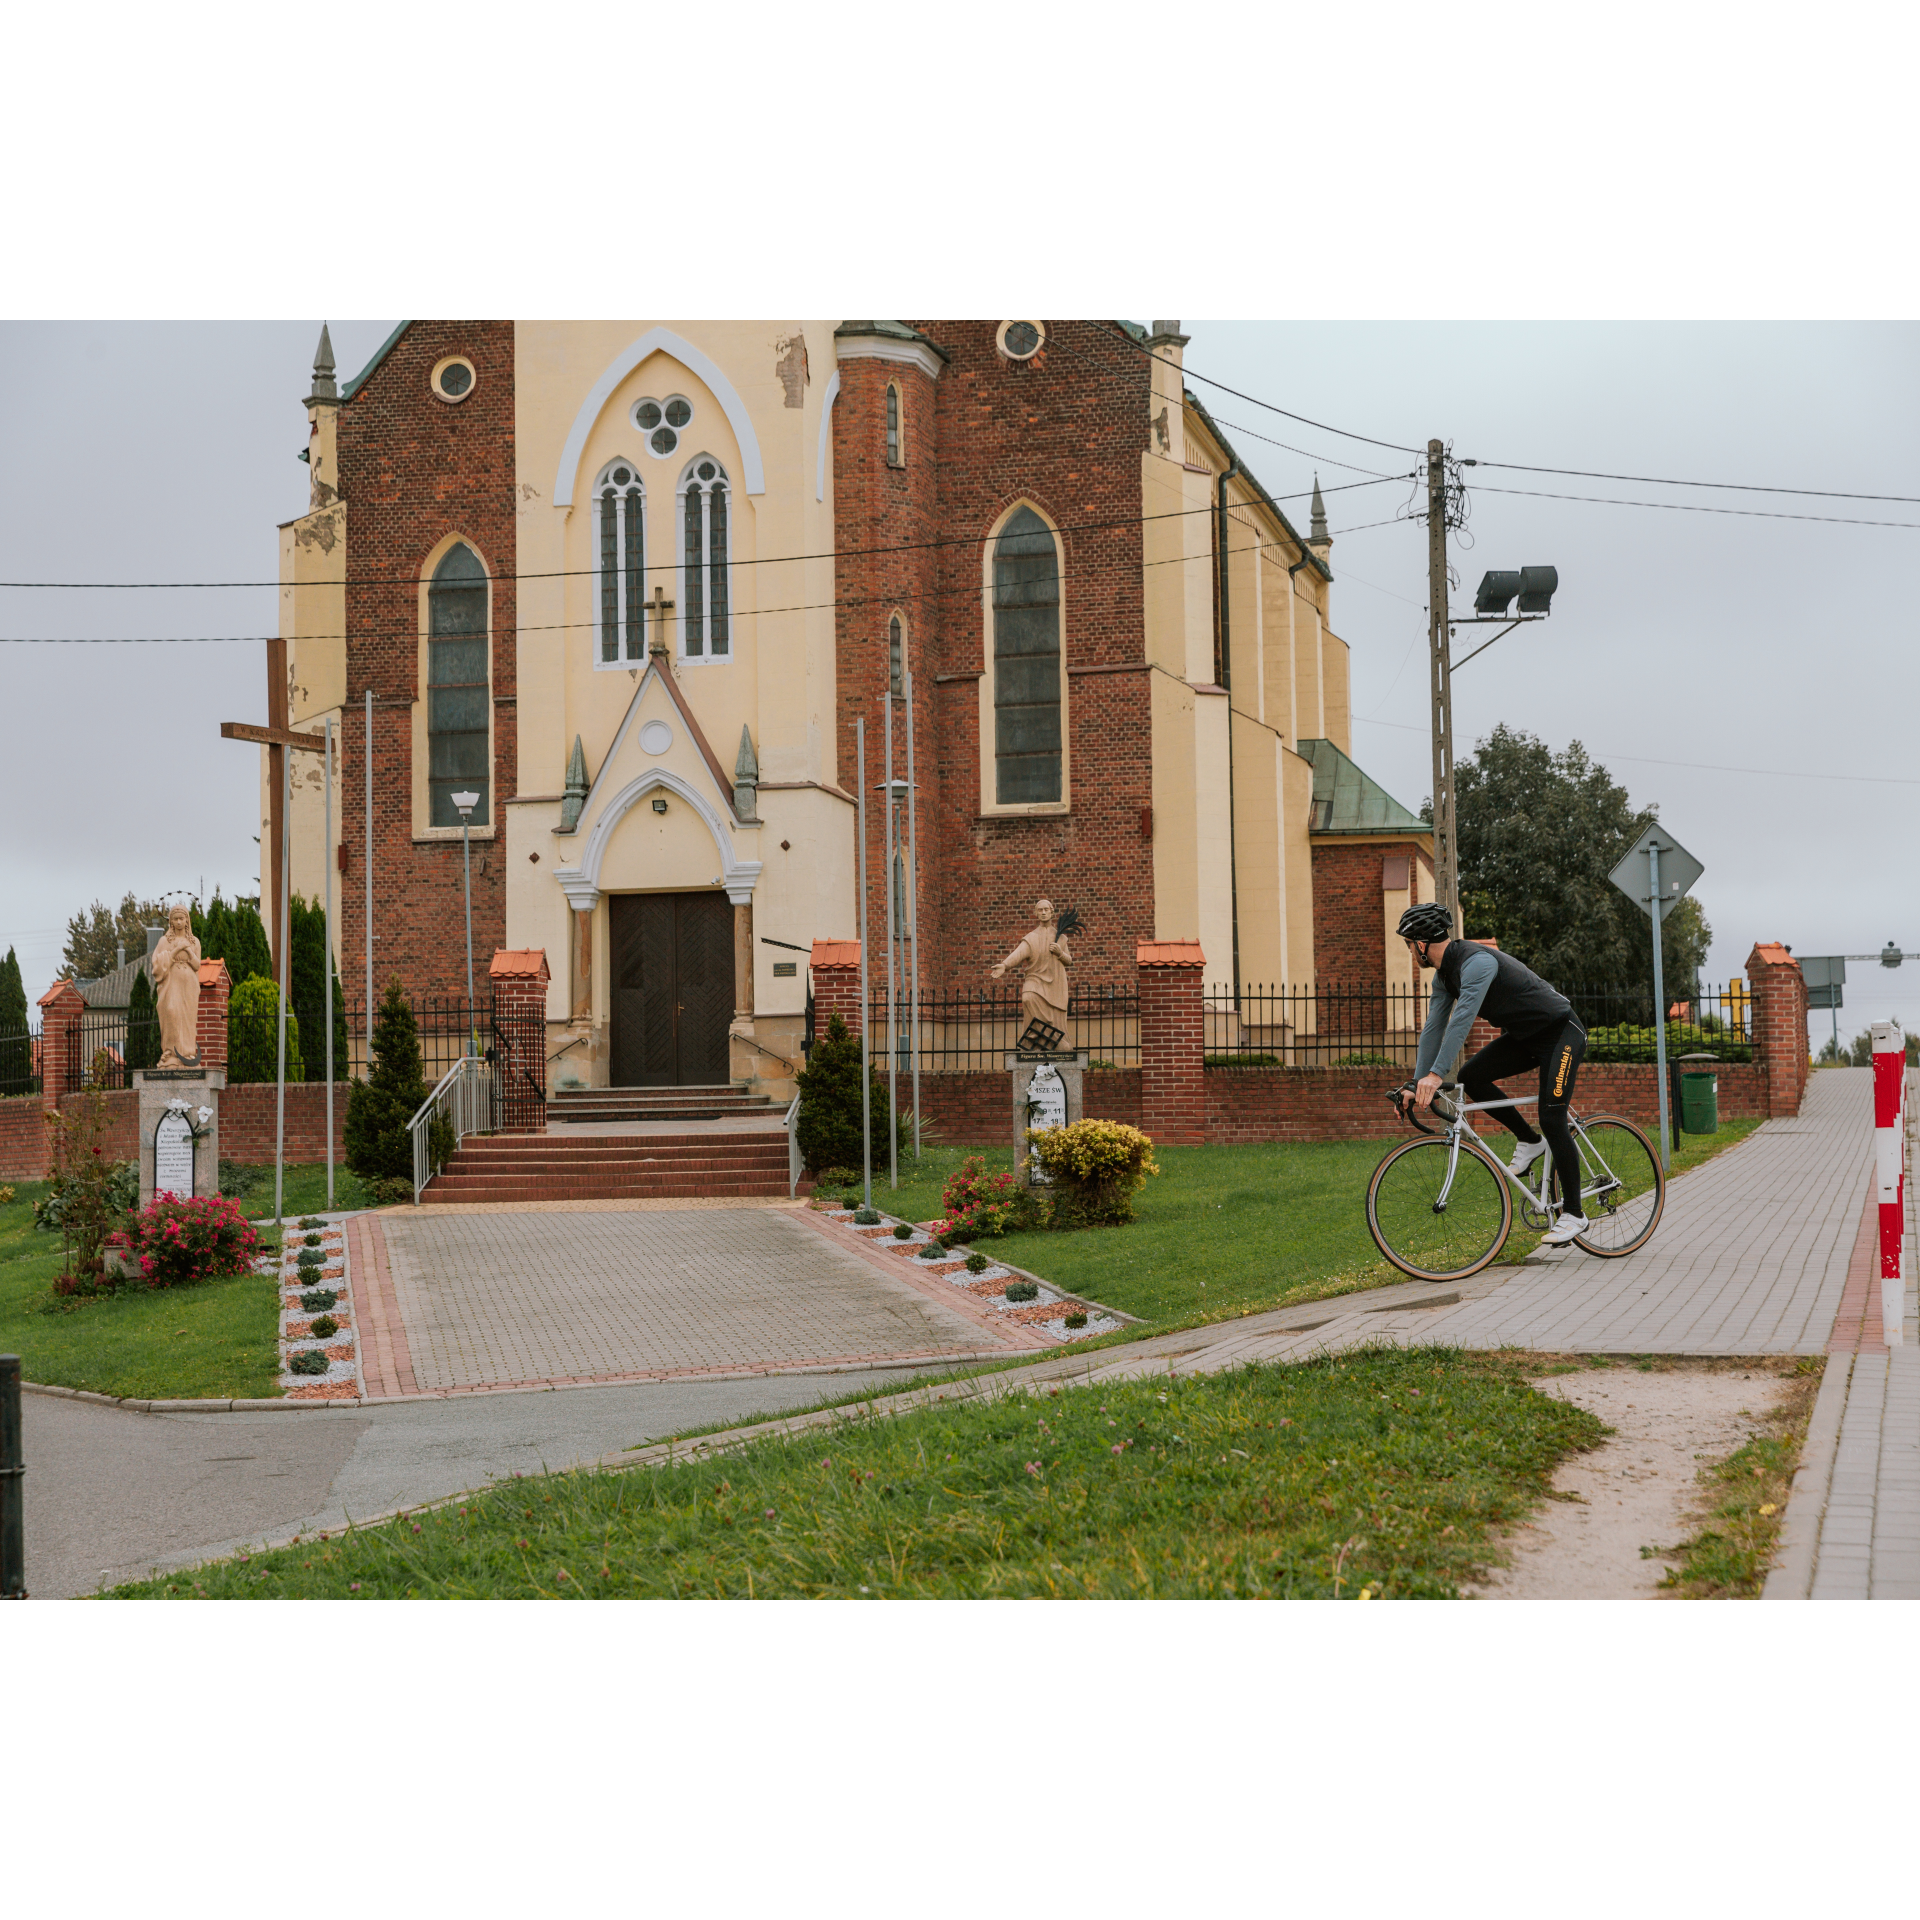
[452,791,479,1054]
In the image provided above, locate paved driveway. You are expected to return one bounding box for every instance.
[372,1204,1004,1392]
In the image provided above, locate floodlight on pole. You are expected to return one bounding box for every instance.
[452,790,480,1049]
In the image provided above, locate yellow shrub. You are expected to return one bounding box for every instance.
[1025,1119,1159,1227]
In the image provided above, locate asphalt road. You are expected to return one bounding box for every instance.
[21,1366,951,1598]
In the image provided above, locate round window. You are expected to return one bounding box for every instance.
[697,461,716,481]
[432,356,477,402]
[998,321,1044,361]
[633,396,693,457]
[611,465,633,486]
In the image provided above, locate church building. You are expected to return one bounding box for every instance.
[272,320,1432,1099]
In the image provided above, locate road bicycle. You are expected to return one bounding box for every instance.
[1365,1083,1665,1282]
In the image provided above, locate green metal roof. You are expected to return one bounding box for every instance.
[1297,738,1428,836]
[340,320,411,400]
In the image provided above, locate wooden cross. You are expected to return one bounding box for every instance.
[649,584,673,653]
[220,718,327,964]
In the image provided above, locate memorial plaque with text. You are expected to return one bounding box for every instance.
[154,1110,196,1198]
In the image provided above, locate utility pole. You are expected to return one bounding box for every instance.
[1425,438,1459,934]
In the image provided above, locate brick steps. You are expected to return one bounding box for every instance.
[547,1084,774,1125]
[423,1124,791,1203]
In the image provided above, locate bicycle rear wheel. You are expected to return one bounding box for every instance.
[1367,1135,1514,1281]
[1553,1115,1664,1256]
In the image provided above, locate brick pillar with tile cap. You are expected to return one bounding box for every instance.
[810,940,863,1039]
[489,948,551,1132]
[1746,942,1809,1119]
[1138,939,1206,1145]
[36,979,84,1108]
[195,959,231,1071]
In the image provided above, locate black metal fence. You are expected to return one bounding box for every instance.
[1204,982,1432,1069]
[1202,980,1757,1069]
[866,983,1142,1070]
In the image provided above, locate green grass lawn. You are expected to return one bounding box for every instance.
[107,1346,1607,1599]
[219,1158,375,1221]
[0,1178,283,1400]
[834,1114,1763,1331]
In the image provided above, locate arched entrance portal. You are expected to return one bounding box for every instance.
[608,891,734,1086]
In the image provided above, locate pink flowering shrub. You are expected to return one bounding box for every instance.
[124,1193,261,1289]
[936,1155,1023,1241]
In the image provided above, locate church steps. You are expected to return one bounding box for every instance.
[422,1125,791,1202]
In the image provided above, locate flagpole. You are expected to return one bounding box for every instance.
[857,717,871,1211]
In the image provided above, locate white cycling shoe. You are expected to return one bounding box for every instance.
[1507,1138,1549,1177]
[1539,1210,1586,1246]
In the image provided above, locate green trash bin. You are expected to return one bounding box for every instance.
[1679,1056,1719,1134]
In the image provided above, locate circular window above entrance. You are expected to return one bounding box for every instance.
[996,321,1045,361]
[432,356,477,402]
[639,719,674,756]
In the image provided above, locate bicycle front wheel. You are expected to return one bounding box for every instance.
[1555,1115,1665,1256]
[1367,1135,1514,1282]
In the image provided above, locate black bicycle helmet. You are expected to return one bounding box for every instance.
[1396,902,1452,943]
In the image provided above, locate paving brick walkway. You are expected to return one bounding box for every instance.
[357,1204,1027,1397]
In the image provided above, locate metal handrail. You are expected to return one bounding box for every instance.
[784,1093,802,1198]
[409,1054,494,1204]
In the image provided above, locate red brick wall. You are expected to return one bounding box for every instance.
[831,323,1156,995]
[0,1095,49,1181]
[1310,841,1412,987]
[50,1088,139,1162]
[811,957,864,1038]
[335,322,516,1004]
[1747,946,1809,1118]
[1140,947,1206,1143]
[216,1083,350,1165]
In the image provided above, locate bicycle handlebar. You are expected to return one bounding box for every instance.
[1388,1080,1459,1136]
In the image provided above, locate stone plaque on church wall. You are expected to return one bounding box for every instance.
[154,1109,196,1198]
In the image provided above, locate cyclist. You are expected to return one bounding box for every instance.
[1395,902,1589,1246]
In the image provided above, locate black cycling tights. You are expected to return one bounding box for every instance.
[1459,1018,1589,1218]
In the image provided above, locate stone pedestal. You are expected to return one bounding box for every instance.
[1007,1049,1086,1183]
[134,1068,224,1208]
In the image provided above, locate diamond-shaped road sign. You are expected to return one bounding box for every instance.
[1608,823,1704,922]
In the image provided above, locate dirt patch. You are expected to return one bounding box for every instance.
[1468,1361,1796,1600]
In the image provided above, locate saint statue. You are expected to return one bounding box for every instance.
[990,898,1074,1031]
[151,904,202,1069]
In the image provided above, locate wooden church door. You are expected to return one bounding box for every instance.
[608,892,735,1087]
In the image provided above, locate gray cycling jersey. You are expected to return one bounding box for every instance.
[1413,941,1574,1079]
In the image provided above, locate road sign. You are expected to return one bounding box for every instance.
[1608,823,1703,922]
[1801,955,1846,1010]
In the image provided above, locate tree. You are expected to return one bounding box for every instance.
[289,893,349,1080]
[794,1014,906,1174]
[125,963,161,1071]
[0,946,31,1096]
[346,979,445,1182]
[61,892,170,980]
[1443,725,1713,994]
[227,976,304,1083]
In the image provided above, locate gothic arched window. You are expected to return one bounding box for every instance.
[991,506,1062,804]
[885,383,903,467]
[427,541,490,826]
[595,458,646,665]
[680,458,731,658]
[888,612,905,697]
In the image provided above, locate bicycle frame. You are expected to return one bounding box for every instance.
[1401,1085,1623,1219]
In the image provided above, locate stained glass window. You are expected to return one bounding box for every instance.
[594,461,645,664]
[889,614,903,697]
[428,542,490,826]
[681,460,731,658]
[992,507,1061,804]
[886,384,901,465]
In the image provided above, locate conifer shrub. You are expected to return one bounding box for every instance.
[227,977,304,1084]
[125,964,162,1072]
[345,982,450,1183]
[793,1015,906,1173]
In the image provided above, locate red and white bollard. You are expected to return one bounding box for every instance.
[1871,1021,1907,1346]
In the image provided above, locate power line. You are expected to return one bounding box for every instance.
[0,475,1402,593]
[1352,713,1920,786]
[1469,459,1920,506]
[1462,481,1920,532]
[0,516,1415,644]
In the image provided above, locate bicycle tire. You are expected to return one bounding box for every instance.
[1550,1114,1665,1257]
[1367,1134,1514,1282]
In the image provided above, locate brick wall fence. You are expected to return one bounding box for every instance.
[810,938,1808,1156]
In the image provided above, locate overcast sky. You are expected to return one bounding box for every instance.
[1,318,1914,1045]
